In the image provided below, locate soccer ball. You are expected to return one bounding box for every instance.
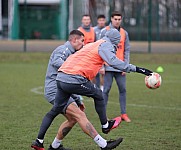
[145,72,162,89]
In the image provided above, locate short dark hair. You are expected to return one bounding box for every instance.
[97,14,105,19]
[82,14,90,18]
[111,11,122,18]
[69,30,84,41]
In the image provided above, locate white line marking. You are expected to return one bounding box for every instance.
[126,103,181,111]
[30,86,181,111]
[85,100,181,111]
[30,86,44,95]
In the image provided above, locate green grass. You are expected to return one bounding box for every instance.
[0,52,181,150]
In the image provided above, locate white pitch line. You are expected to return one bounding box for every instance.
[126,103,181,111]
[30,86,181,111]
[30,86,44,95]
[84,100,181,111]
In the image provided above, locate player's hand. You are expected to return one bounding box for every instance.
[121,72,126,76]
[79,102,85,112]
[99,68,105,75]
[136,67,153,76]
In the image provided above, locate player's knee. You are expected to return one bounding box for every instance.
[93,88,104,100]
[50,105,64,116]
[46,108,60,119]
[67,118,77,126]
[119,88,126,94]
[70,120,77,126]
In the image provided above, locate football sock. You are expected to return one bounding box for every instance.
[100,85,104,91]
[94,134,107,148]
[37,138,44,144]
[52,137,62,148]
[102,121,108,128]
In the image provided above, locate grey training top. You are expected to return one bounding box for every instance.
[94,25,105,41]
[44,41,76,102]
[56,37,136,84]
[99,23,130,72]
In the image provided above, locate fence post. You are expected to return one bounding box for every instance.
[10,0,19,39]
[23,0,27,52]
[59,0,69,40]
[148,0,152,53]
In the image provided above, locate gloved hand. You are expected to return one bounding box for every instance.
[136,67,153,76]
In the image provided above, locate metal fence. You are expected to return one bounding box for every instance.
[1,0,181,41]
[85,0,181,41]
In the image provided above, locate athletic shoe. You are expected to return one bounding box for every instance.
[121,114,131,122]
[100,137,123,150]
[102,120,115,134]
[48,144,71,150]
[31,139,45,150]
[111,116,122,129]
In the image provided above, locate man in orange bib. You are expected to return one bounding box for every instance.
[100,11,131,123]
[78,14,95,45]
[32,29,153,150]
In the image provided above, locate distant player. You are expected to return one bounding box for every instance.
[93,14,106,90]
[100,11,132,123]
[78,14,95,45]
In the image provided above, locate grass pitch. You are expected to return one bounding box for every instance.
[0,52,181,150]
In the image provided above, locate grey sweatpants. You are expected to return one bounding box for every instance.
[103,71,127,114]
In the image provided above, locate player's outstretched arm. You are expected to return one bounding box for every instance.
[135,67,153,76]
[98,42,153,76]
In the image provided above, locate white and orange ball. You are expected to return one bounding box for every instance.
[145,72,162,89]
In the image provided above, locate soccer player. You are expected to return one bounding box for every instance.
[94,14,106,41]
[78,14,95,44]
[32,30,85,150]
[31,29,152,150]
[100,11,132,123]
